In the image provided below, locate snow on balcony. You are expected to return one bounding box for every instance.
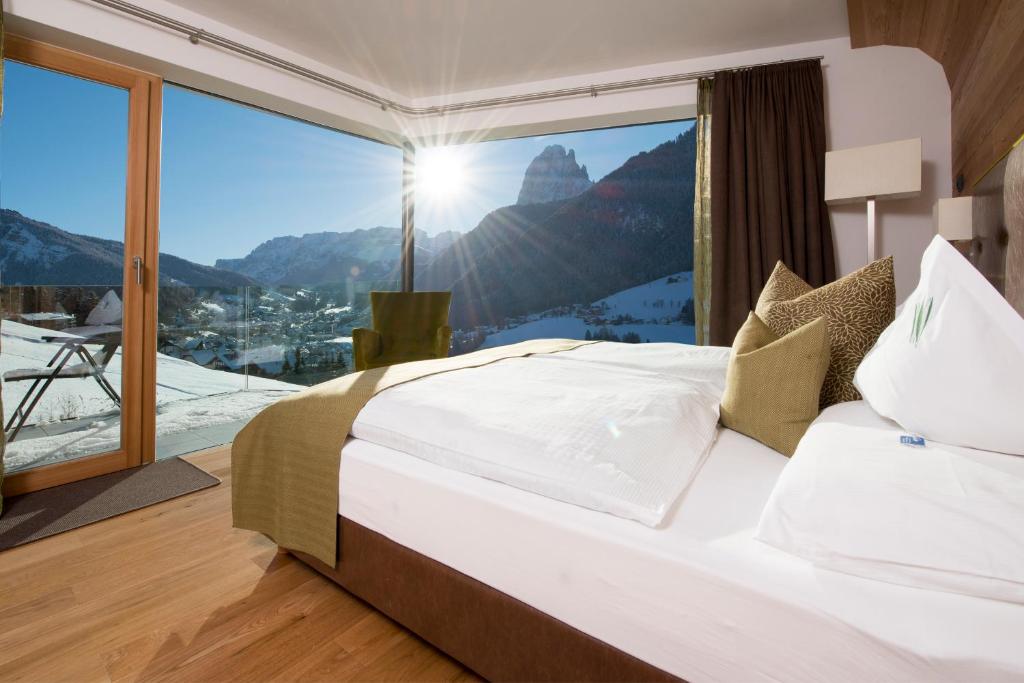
[1,319,299,472]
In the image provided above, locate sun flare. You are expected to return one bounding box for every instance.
[417,147,467,202]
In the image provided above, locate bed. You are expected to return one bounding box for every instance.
[253,144,1024,682]
[270,337,1024,682]
[270,295,1023,681]
[289,398,1024,682]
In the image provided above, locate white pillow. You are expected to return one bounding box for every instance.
[854,236,1024,455]
[756,401,1024,604]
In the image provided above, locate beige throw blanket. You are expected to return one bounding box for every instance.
[232,338,596,566]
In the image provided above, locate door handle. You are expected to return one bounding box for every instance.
[133,256,144,285]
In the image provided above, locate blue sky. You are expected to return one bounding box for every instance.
[0,61,129,243]
[2,60,692,266]
[416,119,691,239]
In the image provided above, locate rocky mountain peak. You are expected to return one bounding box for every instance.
[516,144,594,206]
[0,209,255,287]
[212,227,463,286]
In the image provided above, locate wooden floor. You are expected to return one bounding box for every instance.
[0,447,480,682]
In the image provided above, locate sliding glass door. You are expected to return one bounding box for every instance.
[0,38,161,494]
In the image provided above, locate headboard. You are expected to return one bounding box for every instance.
[971,140,1024,317]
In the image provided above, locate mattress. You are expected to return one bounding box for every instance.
[338,412,1024,681]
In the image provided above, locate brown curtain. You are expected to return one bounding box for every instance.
[709,59,835,346]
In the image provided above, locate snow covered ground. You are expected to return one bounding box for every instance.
[481,272,695,348]
[1,319,299,472]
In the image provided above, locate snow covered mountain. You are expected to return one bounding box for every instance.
[479,272,695,348]
[0,209,255,287]
[214,227,461,286]
[516,145,594,205]
[421,127,697,329]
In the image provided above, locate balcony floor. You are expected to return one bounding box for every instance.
[10,413,249,463]
[4,392,291,473]
[155,418,250,460]
[3,319,300,473]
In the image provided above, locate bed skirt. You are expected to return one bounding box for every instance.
[289,516,679,683]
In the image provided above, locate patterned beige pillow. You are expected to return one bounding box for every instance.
[756,257,895,407]
[755,262,813,317]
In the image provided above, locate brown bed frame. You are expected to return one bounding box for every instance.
[290,517,679,682]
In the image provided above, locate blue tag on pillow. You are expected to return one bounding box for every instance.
[900,435,926,447]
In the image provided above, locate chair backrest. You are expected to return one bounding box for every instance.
[371,291,451,351]
[84,331,122,369]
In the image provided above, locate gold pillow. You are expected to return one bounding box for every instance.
[720,313,830,457]
[756,257,895,407]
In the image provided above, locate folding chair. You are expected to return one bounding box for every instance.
[3,327,122,442]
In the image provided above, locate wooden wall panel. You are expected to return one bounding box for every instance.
[848,0,1024,194]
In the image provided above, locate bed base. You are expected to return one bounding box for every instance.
[290,516,679,682]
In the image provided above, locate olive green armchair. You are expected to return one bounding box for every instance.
[353,291,452,371]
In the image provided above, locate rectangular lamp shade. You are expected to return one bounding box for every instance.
[933,196,974,240]
[825,138,922,204]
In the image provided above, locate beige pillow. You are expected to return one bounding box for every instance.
[720,313,830,457]
[756,257,895,408]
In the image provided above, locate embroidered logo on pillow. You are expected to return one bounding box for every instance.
[910,296,934,345]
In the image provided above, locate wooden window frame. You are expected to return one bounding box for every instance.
[2,36,162,496]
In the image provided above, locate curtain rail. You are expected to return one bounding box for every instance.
[87,0,823,117]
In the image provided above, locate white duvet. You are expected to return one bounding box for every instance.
[351,341,730,526]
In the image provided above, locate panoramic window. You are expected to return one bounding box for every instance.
[2,72,693,469]
[0,60,130,472]
[155,85,403,458]
[413,121,697,354]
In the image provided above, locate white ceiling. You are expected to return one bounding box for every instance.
[164,0,849,100]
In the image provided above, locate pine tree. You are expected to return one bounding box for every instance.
[679,298,695,325]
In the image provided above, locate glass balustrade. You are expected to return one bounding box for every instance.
[1,283,389,467]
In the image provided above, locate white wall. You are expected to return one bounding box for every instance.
[5,3,949,300]
[820,44,950,301]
